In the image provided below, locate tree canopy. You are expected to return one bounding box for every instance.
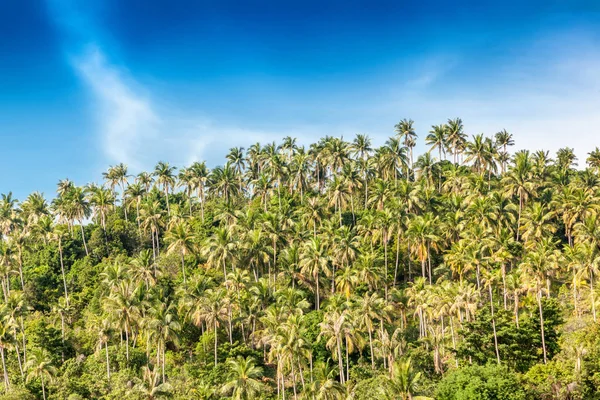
[1,122,600,399]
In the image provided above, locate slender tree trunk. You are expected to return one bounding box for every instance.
[394,230,401,287]
[162,342,166,383]
[345,336,350,383]
[105,342,111,379]
[537,290,547,364]
[180,251,186,284]
[125,328,130,362]
[315,274,320,310]
[516,193,522,241]
[489,285,500,364]
[214,321,218,367]
[384,231,388,298]
[80,222,89,256]
[291,358,297,400]
[369,326,375,369]
[502,265,507,310]
[336,336,344,384]
[41,376,46,400]
[20,317,26,364]
[13,343,23,379]
[514,293,520,328]
[58,241,69,306]
[1,347,8,393]
[591,267,597,322]
[17,254,25,291]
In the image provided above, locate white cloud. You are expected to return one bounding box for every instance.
[72,45,288,171]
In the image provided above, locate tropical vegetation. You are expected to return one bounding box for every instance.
[1,119,600,399]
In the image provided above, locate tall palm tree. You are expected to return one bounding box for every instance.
[25,348,57,400]
[197,288,229,366]
[220,356,265,400]
[426,124,447,161]
[165,221,196,283]
[299,237,330,310]
[0,315,14,393]
[382,357,430,400]
[154,161,177,216]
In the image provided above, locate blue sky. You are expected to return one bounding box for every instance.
[1,0,600,199]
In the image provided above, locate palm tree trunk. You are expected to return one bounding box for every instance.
[105,342,111,379]
[18,255,25,291]
[502,265,507,310]
[14,344,23,379]
[336,336,344,384]
[180,251,186,284]
[488,285,500,364]
[345,336,350,383]
[58,242,69,306]
[80,222,89,256]
[291,359,298,400]
[514,293,520,328]
[315,274,320,310]
[41,376,46,400]
[368,326,375,369]
[214,321,218,367]
[1,347,8,393]
[125,328,130,362]
[537,290,547,364]
[383,232,388,298]
[162,342,166,383]
[20,317,26,364]
[591,267,597,322]
[394,230,401,286]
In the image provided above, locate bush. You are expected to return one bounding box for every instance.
[435,364,526,400]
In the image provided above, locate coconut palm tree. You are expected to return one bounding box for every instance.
[220,356,265,400]
[154,161,177,216]
[133,366,173,400]
[165,221,196,283]
[25,348,57,400]
[382,357,430,400]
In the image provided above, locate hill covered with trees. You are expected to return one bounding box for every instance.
[2,119,600,399]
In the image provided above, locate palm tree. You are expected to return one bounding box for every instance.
[96,317,113,380]
[146,301,181,383]
[154,161,177,216]
[197,288,229,366]
[25,348,57,400]
[586,147,600,172]
[203,227,237,280]
[355,292,385,369]
[140,200,165,260]
[382,358,430,400]
[445,118,466,164]
[165,221,196,283]
[103,280,140,363]
[494,129,514,173]
[318,310,346,384]
[134,366,173,400]
[302,361,345,400]
[395,119,417,174]
[351,134,373,207]
[426,124,447,161]
[0,315,14,393]
[69,186,91,256]
[220,356,265,400]
[299,237,330,310]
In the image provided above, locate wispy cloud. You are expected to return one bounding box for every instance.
[73,46,160,169]
[46,1,296,171]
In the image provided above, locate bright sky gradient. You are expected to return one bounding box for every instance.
[1,0,600,198]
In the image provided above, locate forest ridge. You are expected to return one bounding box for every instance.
[1,118,600,399]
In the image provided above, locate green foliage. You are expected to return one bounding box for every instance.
[458,300,562,372]
[0,130,597,399]
[435,364,527,400]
